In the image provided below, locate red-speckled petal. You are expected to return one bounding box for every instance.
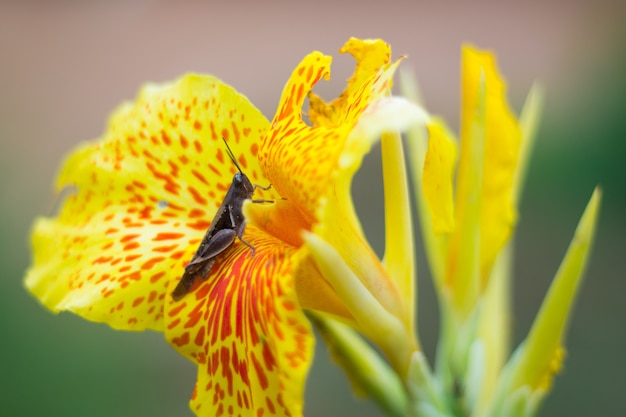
[259,41,397,224]
[164,227,312,417]
[308,38,391,127]
[25,74,271,330]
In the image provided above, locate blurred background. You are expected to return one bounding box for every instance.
[1,1,624,416]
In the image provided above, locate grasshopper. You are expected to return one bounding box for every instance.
[171,139,270,301]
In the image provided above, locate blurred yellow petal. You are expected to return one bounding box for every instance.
[423,118,457,234]
[446,45,521,314]
[446,66,486,315]
[474,83,543,408]
[459,45,521,282]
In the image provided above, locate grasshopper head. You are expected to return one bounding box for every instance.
[233,172,255,199]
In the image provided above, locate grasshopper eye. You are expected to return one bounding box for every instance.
[244,176,254,191]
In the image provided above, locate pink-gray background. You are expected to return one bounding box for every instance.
[1,1,624,416]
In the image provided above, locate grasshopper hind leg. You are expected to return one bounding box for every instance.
[171,258,217,301]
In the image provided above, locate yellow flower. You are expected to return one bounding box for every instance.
[403,45,601,417]
[24,38,426,417]
[25,37,599,417]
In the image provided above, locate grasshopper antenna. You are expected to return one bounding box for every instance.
[222,138,243,173]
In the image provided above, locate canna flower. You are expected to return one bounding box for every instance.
[24,38,426,417]
[402,45,601,416]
